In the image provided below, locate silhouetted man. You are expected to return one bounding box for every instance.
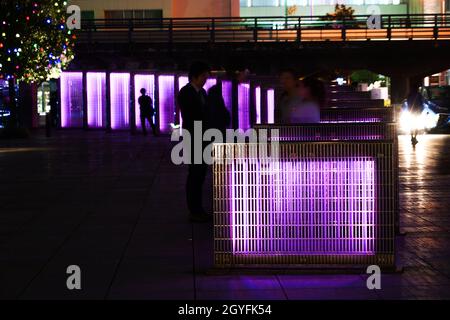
[206,84,231,136]
[138,88,157,136]
[177,62,211,223]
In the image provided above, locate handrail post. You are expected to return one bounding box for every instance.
[169,18,173,47]
[128,19,133,44]
[211,18,215,43]
[341,16,346,41]
[254,17,258,42]
[297,17,302,42]
[434,14,439,39]
[387,15,392,40]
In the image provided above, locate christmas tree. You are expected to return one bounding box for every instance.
[0,0,76,83]
[0,0,76,131]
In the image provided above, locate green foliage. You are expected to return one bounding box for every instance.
[350,70,384,85]
[0,0,76,83]
[321,4,356,21]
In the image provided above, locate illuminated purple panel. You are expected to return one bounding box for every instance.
[238,83,250,130]
[177,76,189,131]
[134,74,155,131]
[110,73,130,130]
[86,72,106,128]
[267,89,275,124]
[60,72,83,128]
[230,158,376,255]
[204,78,217,92]
[158,75,175,134]
[222,80,233,117]
[255,86,261,124]
[178,76,189,90]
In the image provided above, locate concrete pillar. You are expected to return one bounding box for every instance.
[390,75,410,104]
[423,0,443,14]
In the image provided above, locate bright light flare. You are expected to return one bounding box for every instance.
[399,107,439,133]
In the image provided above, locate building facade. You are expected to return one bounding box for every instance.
[240,0,446,17]
[70,0,446,19]
[70,0,240,19]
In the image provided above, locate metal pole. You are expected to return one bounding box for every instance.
[285,0,288,28]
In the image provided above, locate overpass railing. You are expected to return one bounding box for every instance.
[78,14,450,44]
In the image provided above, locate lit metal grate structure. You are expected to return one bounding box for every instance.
[238,83,251,131]
[158,75,175,134]
[267,89,275,124]
[213,123,397,269]
[134,74,156,132]
[110,73,131,130]
[320,108,395,124]
[222,80,233,119]
[60,72,83,128]
[87,72,107,129]
[254,123,397,142]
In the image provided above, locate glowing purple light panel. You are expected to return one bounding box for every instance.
[60,72,83,128]
[238,83,251,130]
[86,72,106,128]
[229,158,376,255]
[255,86,261,124]
[134,74,155,131]
[204,78,217,92]
[110,73,130,130]
[267,89,275,124]
[158,75,175,133]
[222,81,233,118]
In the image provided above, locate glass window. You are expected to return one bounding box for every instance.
[252,0,279,7]
[241,0,403,6]
[105,10,123,20]
[81,10,94,20]
[123,10,133,19]
[144,10,163,19]
[134,10,144,20]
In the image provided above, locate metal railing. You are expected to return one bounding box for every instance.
[78,14,450,44]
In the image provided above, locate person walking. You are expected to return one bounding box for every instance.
[138,88,157,136]
[177,62,212,223]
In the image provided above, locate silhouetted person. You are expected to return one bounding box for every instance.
[206,84,231,136]
[138,88,157,136]
[406,86,424,146]
[177,62,211,223]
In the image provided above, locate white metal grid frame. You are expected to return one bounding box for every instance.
[213,141,396,268]
[254,123,397,142]
[320,107,396,123]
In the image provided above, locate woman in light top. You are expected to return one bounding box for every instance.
[276,69,303,124]
[291,77,325,124]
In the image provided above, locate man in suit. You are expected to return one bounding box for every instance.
[177,62,211,223]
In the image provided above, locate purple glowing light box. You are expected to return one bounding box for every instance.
[267,89,275,124]
[255,86,261,124]
[222,81,233,120]
[238,83,251,130]
[227,158,376,256]
[134,74,156,131]
[110,73,131,130]
[158,75,175,133]
[60,72,83,128]
[178,76,189,132]
[86,72,106,128]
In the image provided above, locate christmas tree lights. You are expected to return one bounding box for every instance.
[0,0,76,83]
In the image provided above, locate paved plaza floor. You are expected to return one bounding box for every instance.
[0,131,450,300]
